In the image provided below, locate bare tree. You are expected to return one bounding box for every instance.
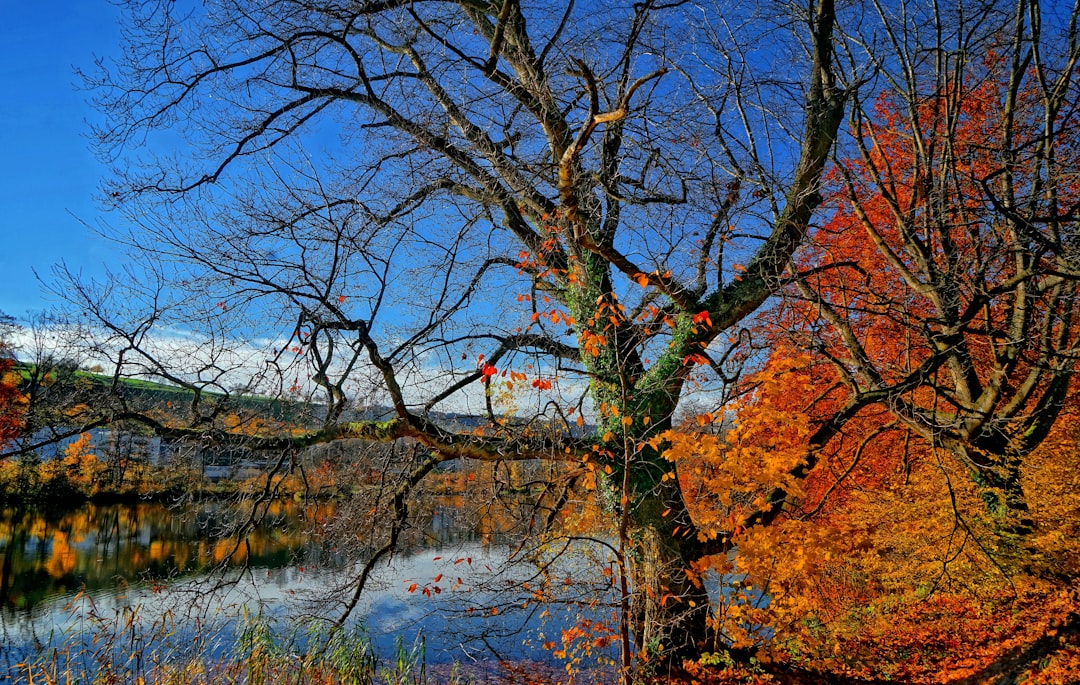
[55,0,851,662]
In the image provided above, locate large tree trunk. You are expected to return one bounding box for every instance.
[606,403,713,663]
[628,499,711,662]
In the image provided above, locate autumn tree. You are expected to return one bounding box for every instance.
[653,1,1080,673]
[0,313,25,449]
[664,0,1080,669]
[44,0,853,661]
[673,0,1080,537]
[776,0,1080,534]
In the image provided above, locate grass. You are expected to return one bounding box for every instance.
[9,600,483,685]
[14,362,307,418]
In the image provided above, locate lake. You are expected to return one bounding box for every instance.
[0,498,621,682]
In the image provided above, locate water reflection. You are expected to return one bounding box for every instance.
[0,498,613,676]
[0,500,319,614]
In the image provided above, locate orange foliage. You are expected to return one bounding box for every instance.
[0,354,26,448]
[654,48,1080,682]
[779,55,1080,514]
[223,411,290,436]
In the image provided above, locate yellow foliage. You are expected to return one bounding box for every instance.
[714,519,873,650]
[61,432,106,493]
[659,355,814,541]
[656,353,1080,669]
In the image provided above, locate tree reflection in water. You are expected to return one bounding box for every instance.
[0,496,616,676]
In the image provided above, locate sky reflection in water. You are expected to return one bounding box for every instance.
[0,499,617,677]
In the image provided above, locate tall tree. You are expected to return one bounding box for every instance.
[763,0,1080,532]
[58,0,848,660]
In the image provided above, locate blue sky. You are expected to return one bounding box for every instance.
[0,2,121,317]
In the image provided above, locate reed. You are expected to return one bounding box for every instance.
[12,600,475,685]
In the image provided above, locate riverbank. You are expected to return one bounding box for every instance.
[5,464,1078,683]
[0,454,473,508]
